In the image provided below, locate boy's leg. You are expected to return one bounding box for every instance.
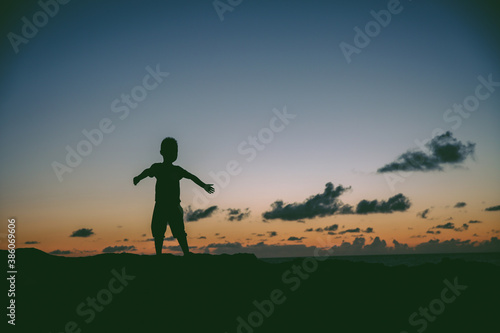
[170,204,190,256]
[151,203,167,256]
[177,235,190,256]
[154,237,164,255]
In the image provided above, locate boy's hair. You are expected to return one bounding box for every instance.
[160,137,178,162]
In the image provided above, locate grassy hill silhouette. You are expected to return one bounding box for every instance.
[3,248,499,332]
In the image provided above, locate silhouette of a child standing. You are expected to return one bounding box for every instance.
[134,137,214,255]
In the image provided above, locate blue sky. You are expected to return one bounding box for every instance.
[1,0,499,256]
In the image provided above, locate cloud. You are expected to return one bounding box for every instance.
[199,237,500,257]
[288,236,306,241]
[304,228,313,232]
[414,237,500,253]
[433,222,455,229]
[454,223,469,232]
[426,230,441,234]
[330,237,500,255]
[24,241,39,244]
[198,236,207,239]
[226,208,250,221]
[185,206,218,222]
[363,227,374,233]
[262,182,351,221]
[377,131,475,173]
[202,242,319,257]
[267,231,278,237]
[468,220,482,224]
[324,224,339,231]
[363,237,387,252]
[454,202,466,208]
[102,245,137,253]
[70,228,94,238]
[485,205,500,211]
[262,182,410,221]
[206,242,243,249]
[417,208,430,219]
[355,193,411,214]
[49,250,72,255]
[338,228,361,235]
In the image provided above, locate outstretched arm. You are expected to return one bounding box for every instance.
[133,169,151,185]
[185,171,214,194]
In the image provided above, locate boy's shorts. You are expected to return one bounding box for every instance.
[151,202,186,239]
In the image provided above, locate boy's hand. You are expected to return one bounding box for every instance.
[204,184,215,194]
[133,176,141,186]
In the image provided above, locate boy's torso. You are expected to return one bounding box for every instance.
[151,163,186,203]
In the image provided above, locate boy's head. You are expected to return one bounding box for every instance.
[160,137,178,163]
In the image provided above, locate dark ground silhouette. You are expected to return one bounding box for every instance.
[4,248,499,333]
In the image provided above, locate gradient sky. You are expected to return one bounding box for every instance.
[1,0,499,257]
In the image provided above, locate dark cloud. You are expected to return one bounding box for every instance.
[434,222,455,229]
[24,241,39,244]
[468,220,482,224]
[377,131,475,173]
[363,227,374,233]
[355,193,411,214]
[202,241,320,257]
[426,230,441,234]
[485,205,500,211]
[165,236,175,241]
[267,231,278,237]
[70,228,94,238]
[226,208,250,221]
[288,236,305,241]
[199,237,500,257]
[414,237,500,253]
[454,223,469,232]
[454,202,466,208]
[102,245,136,253]
[49,250,72,255]
[304,228,313,232]
[363,237,387,252]
[417,208,430,219]
[339,228,361,235]
[206,242,243,249]
[330,237,366,254]
[315,228,324,232]
[262,182,351,221]
[263,182,410,221]
[185,206,218,222]
[324,224,339,231]
[198,236,207,239]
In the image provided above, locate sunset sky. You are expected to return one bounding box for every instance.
[1,0,499,257]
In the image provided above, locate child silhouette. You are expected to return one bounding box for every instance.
[134,137,214,255]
